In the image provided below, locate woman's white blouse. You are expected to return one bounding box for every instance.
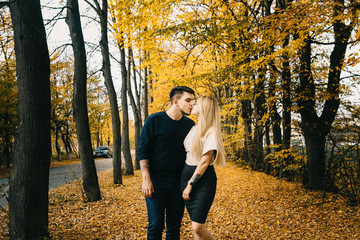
[184,125,219,166]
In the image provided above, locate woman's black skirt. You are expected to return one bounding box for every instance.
[180,164,217,224]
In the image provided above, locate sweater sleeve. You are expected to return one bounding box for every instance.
[137,116,154,161]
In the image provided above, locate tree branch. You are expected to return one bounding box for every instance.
[0,0,15,9]
[49,43,72,57]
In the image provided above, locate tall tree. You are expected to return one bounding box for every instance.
[254,70,266,170]
[85,0,123,184]
[109,0,134,175]
[66,0,101,201]
[119,44,133,175]
[128,48,142,170]
[143,58,149,120]
[295,0,356,190]
[7,0,51,238]
[262,0,293,177]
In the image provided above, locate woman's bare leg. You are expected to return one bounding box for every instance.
[192,221,215,240]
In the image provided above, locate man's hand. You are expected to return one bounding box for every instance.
[182,184,192,201]
[142,176,154,198]
[140,159,154,198]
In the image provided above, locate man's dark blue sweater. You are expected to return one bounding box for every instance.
[138,111,195,184]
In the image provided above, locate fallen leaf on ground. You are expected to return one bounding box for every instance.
[0,163,359,239]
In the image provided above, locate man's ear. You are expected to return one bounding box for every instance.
[173,98,179,105]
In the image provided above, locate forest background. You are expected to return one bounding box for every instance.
[0,0,359,239]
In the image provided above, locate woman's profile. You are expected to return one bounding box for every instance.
[180,95,226,240]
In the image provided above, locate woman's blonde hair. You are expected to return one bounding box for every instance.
[191,96,226,166]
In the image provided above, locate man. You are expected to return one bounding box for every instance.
[138,86,195,240]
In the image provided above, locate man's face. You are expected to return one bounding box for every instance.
[176,92,194,116]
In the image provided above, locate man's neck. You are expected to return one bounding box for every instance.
[166,106,183,121]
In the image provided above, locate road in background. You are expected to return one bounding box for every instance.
[0,158,113,208]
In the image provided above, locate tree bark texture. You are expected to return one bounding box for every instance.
[61,121,73,154]
[143,60,149,120]
[119,46,133,175]
[268,58,282,175]
[279,37,292,178]
[2,107,13,168]
[241,99,254,166]
[254,74,266,171]
[55,123,61,161]
[9,0,51,238]
[128,48,141,170]
[264,121,271,174]
[91,0,123,184]
[298,0,352,189]
[66,0,101,201]
[281,41,291,150]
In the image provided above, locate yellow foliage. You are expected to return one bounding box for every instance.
[109,0,360,169]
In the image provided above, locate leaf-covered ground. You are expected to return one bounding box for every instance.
[1,163,359,239]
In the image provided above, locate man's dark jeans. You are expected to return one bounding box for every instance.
[145,180,184,240]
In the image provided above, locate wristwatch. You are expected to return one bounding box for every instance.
[187,180,194,186]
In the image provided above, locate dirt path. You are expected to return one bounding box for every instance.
[1,163,359,239]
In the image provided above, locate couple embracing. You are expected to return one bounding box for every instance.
[138,86,226,240]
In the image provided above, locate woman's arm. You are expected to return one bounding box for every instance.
[182,150,214,201]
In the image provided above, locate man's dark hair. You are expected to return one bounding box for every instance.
[169,86,195,104]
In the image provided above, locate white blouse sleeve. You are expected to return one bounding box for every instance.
[202,129,218,165]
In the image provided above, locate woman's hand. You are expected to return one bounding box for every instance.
[182,184,192,201]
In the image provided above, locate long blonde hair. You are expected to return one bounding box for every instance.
[191,96,226,166]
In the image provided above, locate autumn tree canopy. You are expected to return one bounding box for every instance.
[110,0,360,192]
[0,0,359,204]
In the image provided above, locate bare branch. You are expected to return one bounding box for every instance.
[84,0,100,15]
[43,6,67,27]
[0,0,15,9]
[49,43,72,57]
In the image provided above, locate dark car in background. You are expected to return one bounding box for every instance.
[93,146,113,158]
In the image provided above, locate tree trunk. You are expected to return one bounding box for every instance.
[241,99,254,166]
[119,46,133,175]
[268,59,282,174]
[134,62,142,128]
[128,48,141,170]
[89,0,123,184]
[264,120,271,174]
[143,55,149,120]
[8,0,51,238]
[270,81,282,174]
[61,123,73,154]
[298,35,323,189]
[304,129,326,190]
[254,73,266,171]
[55,123,61,161]
[279,35,292,178]
[66,0,101,201]
[96,125,100,149]
[280,7,292,152]
[298,2,352,189]
[4,127,12,168]
[61,134,68,154]
[264,0,284,174]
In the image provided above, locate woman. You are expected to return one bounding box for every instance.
[180,95,226,240]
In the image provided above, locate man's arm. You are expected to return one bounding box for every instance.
[140,159,154,198]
